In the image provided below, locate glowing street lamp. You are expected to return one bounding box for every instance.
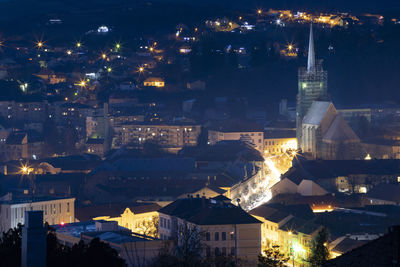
[107,67,112,73]
[288,44,293,51]
[138,66,144,73]
[20,163,32,175]
[115,43,121,50]
[36,41,44,49]
[76,80,86,88]
[149,47,154,52]
[66,50,72,55]
[76,42,82,48]
[257,9,262,15]
[101,53,107,59]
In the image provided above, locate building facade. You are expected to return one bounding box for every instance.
[113,123,201,152]
[0,193,75,233]
[158,197,261,263]
[208,130,264,152]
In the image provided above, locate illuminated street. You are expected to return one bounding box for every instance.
[240,154,293,211]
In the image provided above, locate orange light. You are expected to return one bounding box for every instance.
[61,221,65,226]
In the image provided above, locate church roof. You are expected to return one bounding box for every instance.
[302,101,333,125]
[307,23,316,72]
[322,115,360,143]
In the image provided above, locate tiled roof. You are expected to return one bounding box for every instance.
[159,198,260,225]
[284,159,400,182]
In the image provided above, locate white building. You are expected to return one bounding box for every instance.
[0,193,75,233]
[208,130,264,152]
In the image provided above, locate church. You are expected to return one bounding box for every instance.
[296,25,361,160]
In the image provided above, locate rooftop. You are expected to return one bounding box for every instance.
[159,197,261,225]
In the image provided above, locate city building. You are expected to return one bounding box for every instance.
[208,128,264,152]
[54,220,166,267]
[143,77,165,88]
[325,226,400,266]
[0,193,75,233]
[75,203,161,237]
[250,203,321,264]
[158,197,261,263]
[112,122,201,153]
[86,138,106,156]
[300,101,360,159]
[263,133,297,156]
[296,24,329,150]
[276,159,400,196]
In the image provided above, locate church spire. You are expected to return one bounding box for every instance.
[307,23,315,72]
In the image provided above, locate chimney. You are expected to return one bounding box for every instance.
[22,211,46,267]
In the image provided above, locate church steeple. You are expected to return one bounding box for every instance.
[307,23,315,72]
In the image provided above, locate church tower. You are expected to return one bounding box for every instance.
[296,24,328,150]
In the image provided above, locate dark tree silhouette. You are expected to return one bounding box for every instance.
[309,227,330,267]
[0,224,22,267]
[0,224,126,267]
[257,245,289,267]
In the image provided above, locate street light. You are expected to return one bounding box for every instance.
[76,42,82,48]
[20,164,32,175]
[288,231,294,267]
[36,41,44,49]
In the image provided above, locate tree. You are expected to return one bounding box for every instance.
[0,224,22,267]
[0,224,126,267]
[135,215,159,237]
[258,245,289,267]
[309,228,330,267]
[174,223,203,266]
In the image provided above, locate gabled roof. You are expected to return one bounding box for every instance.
[331,237,367,255]
[322,115,360,143]
[249,205,291,223]
[279,216,321,235]
[325,226,400,266]
[302,101,333,125]
[127,203,161,214]
[284,159,400,182]
[159,198,260,225]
